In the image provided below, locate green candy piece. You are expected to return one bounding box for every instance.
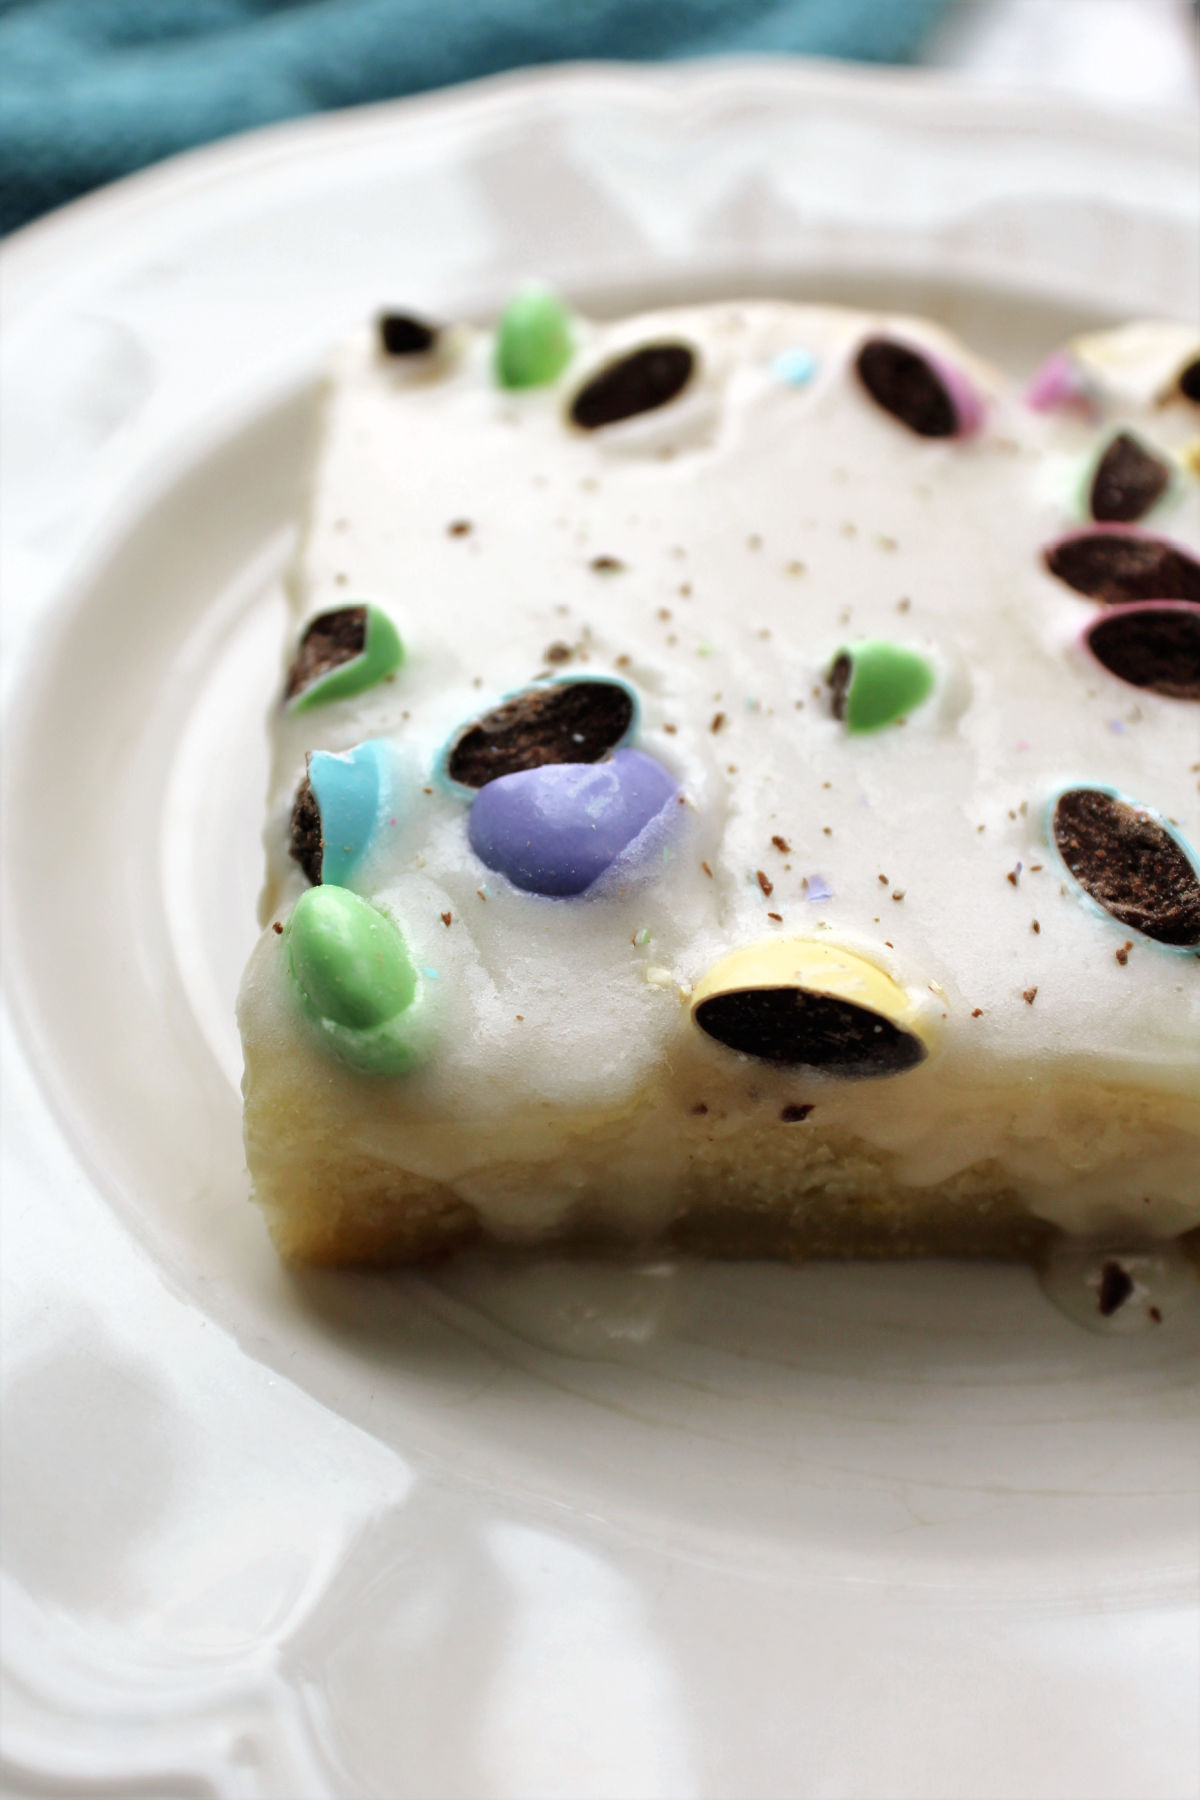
[829,640,935,733]
[288,605,404,713]
[285,886,424,1075]
[494,285,573,390]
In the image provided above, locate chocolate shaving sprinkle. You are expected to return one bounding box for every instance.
[756,870,774,897]
[1052,787,1200,946]
[772,835,791,853]
[780,1103,814,1122]
[447,679,634,787]
[711,711,726,733]
[569,343,696,430]
[1179,357,1200,404]
[694,986,927,1075]
[590,555,624,572]
[544,640,573,664]
[855,337,957,438]
[377,311,438,356]
[284,606,366,701]
[1090,432,1171,524]
[1098,1260,1135,1317]
[1043,533,1200,605]
[1023,987,1038,1005]
[1086,604,1200,700]
[288,773,324,884]
[272,920,284,935]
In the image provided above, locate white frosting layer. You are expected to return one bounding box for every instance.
[240,304,1200,1239]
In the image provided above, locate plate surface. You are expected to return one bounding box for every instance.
[3,60,1199,1800]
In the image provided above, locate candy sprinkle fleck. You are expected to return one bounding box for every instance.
[633,927,651,947]
[805,875,834,903]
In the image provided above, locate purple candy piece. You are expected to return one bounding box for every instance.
[468,748,678,896]
[1025,349,1097,417]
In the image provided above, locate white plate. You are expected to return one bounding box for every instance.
[3,60,1199,1800]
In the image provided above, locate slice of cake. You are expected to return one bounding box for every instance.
[236,297,1200,1266]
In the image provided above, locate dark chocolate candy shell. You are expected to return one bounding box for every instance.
[1084,602,1200,700]
[1088,432,1170,524]
[569,344,696,430]
[446,678,636,789]
[854,337,983,439]
[1050,787,1200,948]
[691,939,931,1078]
[1043,532,1200,605]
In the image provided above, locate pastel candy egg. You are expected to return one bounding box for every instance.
[1025,349,1098,417]
[284,604,404,711]
[467,747,678,896]
[377,311,439,357]
[692,939,931,1076]
[827,640,935,732]
[1048,786,1200,949]
[494,285,574,389]
[284,886,426,1074]
[1083,601,1200,700]
[568,343,697,429]
[1087,431,1171,524]
[289,739,400,888]
[854,336,984,439]
[1043,531,1200,605]
[446,676,636,791]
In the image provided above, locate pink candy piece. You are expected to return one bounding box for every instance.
[931,353,986,438]
[1025,349,1098,418]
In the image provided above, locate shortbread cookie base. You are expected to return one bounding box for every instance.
[243,1116,1049,1267]
[242,1012,1198,1266]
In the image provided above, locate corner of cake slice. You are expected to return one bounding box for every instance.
[236,296,1200,1266]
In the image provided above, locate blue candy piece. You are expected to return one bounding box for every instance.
[467,748,678,896]
[308,739,397,889]
[771,347,817,387]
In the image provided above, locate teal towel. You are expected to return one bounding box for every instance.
[0,0,948,235]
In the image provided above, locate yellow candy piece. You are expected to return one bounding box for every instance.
[691,938,931,1076]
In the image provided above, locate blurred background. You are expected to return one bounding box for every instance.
[1,0,1197,239]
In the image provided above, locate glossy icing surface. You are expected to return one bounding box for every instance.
[240,303,1200,1237]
